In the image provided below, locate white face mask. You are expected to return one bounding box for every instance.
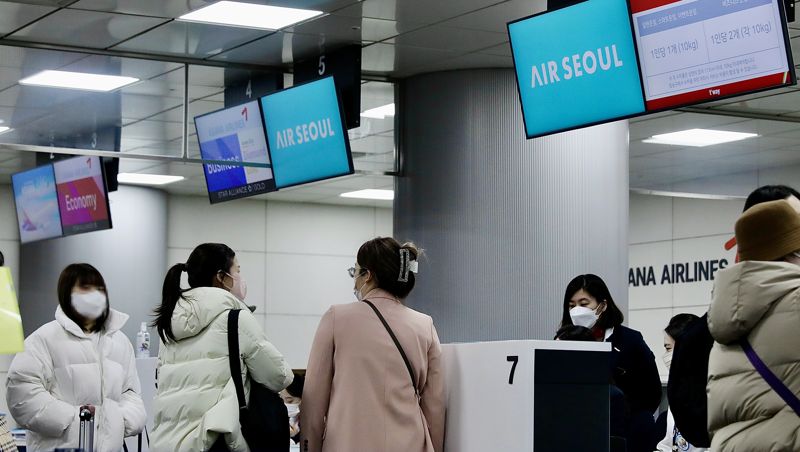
[663,350,673,370]
[353,281,366,301]
[72,290,107,320]
[353,270,368,301]
[285,403,300,418]
[569,306,599,329]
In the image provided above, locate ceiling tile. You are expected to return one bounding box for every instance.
[5,9,167,48]
[396,52,513,77]
[442,0,542,33]
[478,41,511,57]
[68,0,204,18]
[210,31,337,66]
[0,2,56,35]
[288,13,411,43]
[2,1,72,6]
[361,42,459,74]
[334,0,504,26]
[112,21,270,58]
[351,134,393,155]
[388,25,507,53]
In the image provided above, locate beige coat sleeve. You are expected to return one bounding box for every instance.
[300,307,336,452]
[238,309,294,391]
[421,319,446,452]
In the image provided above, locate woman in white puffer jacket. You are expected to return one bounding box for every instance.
[5,263,146,452]
[151,243,293,452]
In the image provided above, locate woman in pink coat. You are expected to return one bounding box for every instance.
[301,237,446,452]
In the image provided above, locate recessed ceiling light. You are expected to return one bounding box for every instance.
[643,129,758,147]
[178,1,323,30]
[340,189,394,200]
[0,126,12,135]
[361,103,395,119]
[19,70,139,92]
[117,173,185,186]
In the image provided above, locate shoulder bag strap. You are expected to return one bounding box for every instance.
[227,309,247,409]
[362,300,419,396]
[741,339,800,417]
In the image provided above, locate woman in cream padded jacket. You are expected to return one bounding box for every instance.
[707,200,800,452]
[6,264,146,452]
[151,243,293,452]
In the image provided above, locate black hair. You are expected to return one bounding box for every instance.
[664,313,700,342]
[0,250,4,266]
[554,325,595,341]
[57,263,109,332]
[744,185,800,212]
[561,274,625,330]
[356,237,421,299]
[286,373,305,399]
[154,243,236,343]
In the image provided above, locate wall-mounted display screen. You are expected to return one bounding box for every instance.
[508,0,646,138]
[260,76,354,189]
[195,100,276,204]
[53,156,112,236]
[507,0,796,138]
[11,165,63,244]
[631,0,795,111]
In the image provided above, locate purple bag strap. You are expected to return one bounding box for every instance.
[741,339,800,417]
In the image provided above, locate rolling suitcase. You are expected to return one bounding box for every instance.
[78,407,94,452]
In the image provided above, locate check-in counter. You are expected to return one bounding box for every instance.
[442,340,611,452]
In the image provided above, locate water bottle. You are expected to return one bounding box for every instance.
[136,322,150,358]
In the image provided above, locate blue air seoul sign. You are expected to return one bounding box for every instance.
[508,0,646,138]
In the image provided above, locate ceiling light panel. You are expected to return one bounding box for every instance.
[178,1,323,30]
[643,129,758,147]
[19,70,139,92]
[117,173,185,186]
[340,189,394,200]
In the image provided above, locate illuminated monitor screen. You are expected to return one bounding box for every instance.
[260,76,354,189]
[508,0,646,138]
[53,155,112,236]
[195,100,276,204]
[11,164,63,244]
[630,0,795,111]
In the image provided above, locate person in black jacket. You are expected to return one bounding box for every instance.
[562,274,662,452]
[667,184,800,447]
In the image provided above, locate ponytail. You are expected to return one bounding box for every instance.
[153,244,235,343]
[153,263,186,343]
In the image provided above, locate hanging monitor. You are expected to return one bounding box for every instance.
[11,164,63,244]
[260,76,354,189]
[508,0,646,138]
[53,155,112,236]
[630,0,796,111]
[195,99,276,204]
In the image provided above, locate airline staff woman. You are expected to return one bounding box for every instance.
[560,274,662,452]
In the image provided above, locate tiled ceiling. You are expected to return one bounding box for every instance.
[0,0,797,204]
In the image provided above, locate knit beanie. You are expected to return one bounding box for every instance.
[735,199,800,261]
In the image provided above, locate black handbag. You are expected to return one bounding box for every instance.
[227,309,289,452]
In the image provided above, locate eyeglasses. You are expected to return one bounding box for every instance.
[347,266,365,278]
